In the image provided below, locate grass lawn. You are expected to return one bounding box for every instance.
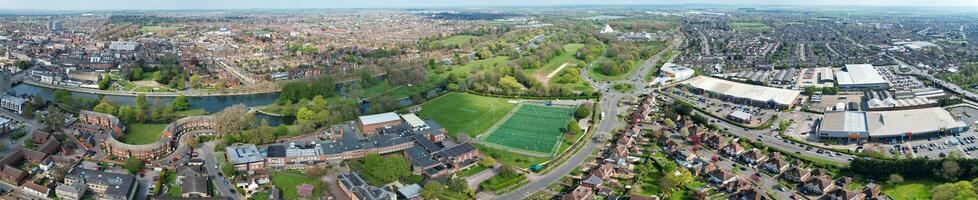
[477,144,549,169]
[556,122,586,155]
[459,165,489,177]
[438,35,479,46]
[418,92,516,139]
[882,178,937,200]
[271,170,323,200]
[730,22,771,31]
[611,83,636,93]
[122,123,167,145]
[445,56,511,78]
[529,43,585,74]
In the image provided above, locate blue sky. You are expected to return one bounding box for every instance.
[0,0,976,10]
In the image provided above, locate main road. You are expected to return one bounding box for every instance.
[494,34,681,199]
[201,141,243,200]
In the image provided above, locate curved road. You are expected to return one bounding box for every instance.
[494,35,681,199]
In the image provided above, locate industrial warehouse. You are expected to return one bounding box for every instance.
[815,107,969,140]
[680,76,801,109]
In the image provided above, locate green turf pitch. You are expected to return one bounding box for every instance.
[482,104,576,156]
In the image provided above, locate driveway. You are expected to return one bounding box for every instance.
[466,168,497,190]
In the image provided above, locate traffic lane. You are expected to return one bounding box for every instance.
[201,142,240,200]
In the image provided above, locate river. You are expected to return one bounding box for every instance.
[10,83,279,113]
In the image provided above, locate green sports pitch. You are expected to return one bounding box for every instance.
[481,104,577,157]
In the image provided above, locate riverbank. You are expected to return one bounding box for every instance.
[23,79,281,97]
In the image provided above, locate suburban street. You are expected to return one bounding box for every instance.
[200,141,242,200]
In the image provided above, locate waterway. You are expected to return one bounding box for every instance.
[10,83,279,113]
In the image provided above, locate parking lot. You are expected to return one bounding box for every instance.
[667,88,779,126]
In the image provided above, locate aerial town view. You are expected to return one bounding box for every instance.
[1,0,978,200]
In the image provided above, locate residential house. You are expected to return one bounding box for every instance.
[801,176,835,195]
[783,167,811,183]
[562,185,594,200]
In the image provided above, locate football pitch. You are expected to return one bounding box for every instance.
[418,92,516,139]
[481,104,576,157]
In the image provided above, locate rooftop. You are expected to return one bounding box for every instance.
[226,144,264,165]
[835,64,888,86]
[358,112,401,125]
[683,76,800,106]
[820,107,967,137]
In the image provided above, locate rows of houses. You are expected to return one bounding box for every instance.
[671,128,884,200]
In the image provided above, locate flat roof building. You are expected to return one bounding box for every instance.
[358,112,403,134]
[816,107,968,139]
[682,76,801,109]
[835,64,890,90]
[226,144,265,172]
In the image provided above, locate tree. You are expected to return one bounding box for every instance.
[214,104,254,136]
[931,181,978,200]
[123,158,144,174]
[170,95,191,111]
[189,75,203,89]
[886,174,904,185]
[135,94,149,109]
[657,168,693,197]
[575,104,591,119]
[44,106,66,128]
[98,73,112,90]
[421,181,444,199]
[13,59,30,70]
[937,160,962,181]
[566,120,583,136]
[130,68,144,81]
[93,99,117,115]
[361,154,411,185]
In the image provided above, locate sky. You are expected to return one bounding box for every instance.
[0,0,976,10]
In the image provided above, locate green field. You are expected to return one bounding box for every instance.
[438,35,479,46]
[730,22,771,31]
[445,56,510,78]
[121,123,167,145]
[418,93,516,139]
[482,104,576,156]
[271,170,323,200]
[882,178,937,200]
[530,43,585,74]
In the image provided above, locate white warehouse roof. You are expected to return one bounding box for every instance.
[358,112,401,125]
[835,64,888,86]
[819,107,967,138]
[683,76,800,106]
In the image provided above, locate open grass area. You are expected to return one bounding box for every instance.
[445,56,511,78]
[478,144,549,169]
[438,35,479,46]
[459,165,489,177]
[530,43,585,74]
[418,92,516,139]
[882,178,937,200]
[482,104,576,156]
[730,22,771,31]
[121,123,167,145]
[271,170,323,200]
